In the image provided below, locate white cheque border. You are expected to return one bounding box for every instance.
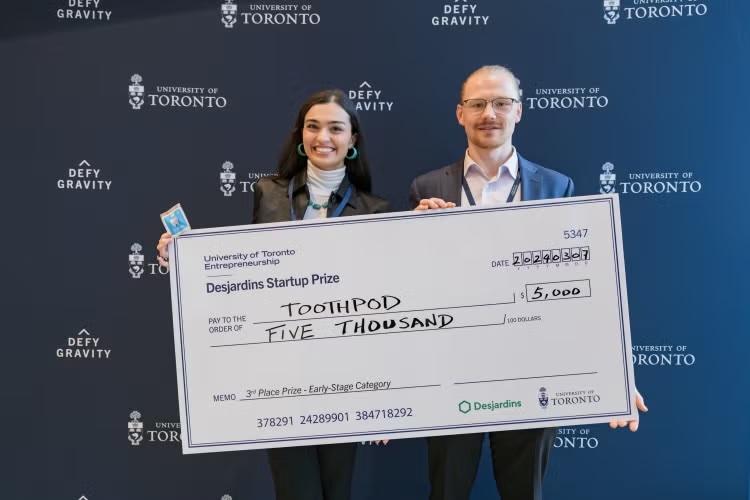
[170,195,633,451]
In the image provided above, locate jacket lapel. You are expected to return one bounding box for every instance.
[443,160,463,206]
[290,169,309,220]
[331,175,359,216]
[519,154,542,201]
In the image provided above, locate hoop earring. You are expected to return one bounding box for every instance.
[345,146,359,160]
[296,143,307,157]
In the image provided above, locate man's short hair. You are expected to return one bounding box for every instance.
[459,65,522,102]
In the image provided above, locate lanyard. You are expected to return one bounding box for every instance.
[288,180,353,220]
[461,167,521,206]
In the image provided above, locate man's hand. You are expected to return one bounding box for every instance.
[414,198,457,211]
[609,389,647,432]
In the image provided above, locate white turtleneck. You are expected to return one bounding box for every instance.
[304,161,346,219]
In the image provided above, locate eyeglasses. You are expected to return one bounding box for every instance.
[461,97,520,115]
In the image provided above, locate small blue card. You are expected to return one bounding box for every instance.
[161,203,191,236]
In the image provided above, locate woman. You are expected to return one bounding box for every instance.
[157,89,389,500]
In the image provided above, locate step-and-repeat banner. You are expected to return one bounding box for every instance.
[3,1,749,499]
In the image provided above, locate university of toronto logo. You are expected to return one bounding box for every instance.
[128,243,144,278]
[538,387,549,409]
[220,1,321,26]
[602,0,708,24]
[221,0,237,28]
[128,411,144,446]
[126,74,228,110]
[600,162,616,193]
[128,74,144,109]
[220,161,236,196]
[603,0,620,24]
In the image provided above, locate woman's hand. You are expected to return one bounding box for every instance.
[156,232,172,270]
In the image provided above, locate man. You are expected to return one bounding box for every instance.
[409,65,646,500]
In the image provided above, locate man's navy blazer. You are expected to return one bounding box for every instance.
[409,154,574,207]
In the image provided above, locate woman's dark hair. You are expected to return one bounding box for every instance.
[277,89,372,193]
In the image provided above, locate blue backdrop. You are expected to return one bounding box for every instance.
[3,1,749,499]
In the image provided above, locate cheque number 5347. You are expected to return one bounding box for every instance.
[563,228,588,239]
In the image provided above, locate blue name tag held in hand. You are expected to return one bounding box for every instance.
[161,203,191,235]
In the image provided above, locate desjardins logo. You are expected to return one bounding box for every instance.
[457,399,522,413]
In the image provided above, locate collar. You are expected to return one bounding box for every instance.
[306,160,346,190]
[289,169,357,208]
[463,147,519,181]
[332,174,357,207]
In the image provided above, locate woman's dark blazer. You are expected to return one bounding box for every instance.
[252,169,389,500]
[253,170,390,223]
